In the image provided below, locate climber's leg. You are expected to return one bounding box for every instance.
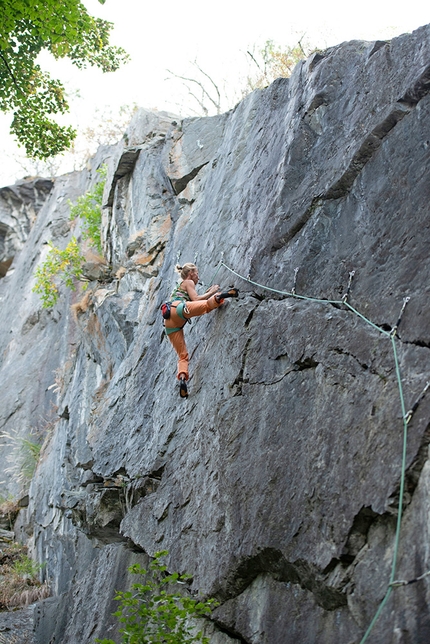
[167,329,189,380]
[182,294,223,319]
[165,295,226,386]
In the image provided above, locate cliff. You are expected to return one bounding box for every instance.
[1,26,430,644]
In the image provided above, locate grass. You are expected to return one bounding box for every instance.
[0,544,50,610]
[0,429,43,490]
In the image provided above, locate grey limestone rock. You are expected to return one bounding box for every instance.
[1,25,430,644]
[0,178,53,276]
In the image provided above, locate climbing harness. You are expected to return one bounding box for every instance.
[163,301,191,336]
[161,275,193,331]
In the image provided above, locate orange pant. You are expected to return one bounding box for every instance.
[165,296,222,380]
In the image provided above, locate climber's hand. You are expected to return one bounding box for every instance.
[208,284,220,295]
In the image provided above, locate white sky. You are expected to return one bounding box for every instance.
[0,0,429,186]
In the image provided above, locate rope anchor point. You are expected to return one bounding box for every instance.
[292,266,300,295]
[342,269,356,303]
[390,296,411,337]
[404,380,430,424]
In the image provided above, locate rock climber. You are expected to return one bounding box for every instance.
[163,262,238,397]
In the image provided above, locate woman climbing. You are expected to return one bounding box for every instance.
[163,263,238,398]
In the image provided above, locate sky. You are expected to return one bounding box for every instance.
[0,0,429,186]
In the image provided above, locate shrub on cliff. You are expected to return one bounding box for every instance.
[96,551,218,644]
[69,164,107,254]
[32,165,106,308]
[0,428,44,489]
[32,237,85,308]
[0,544,50,609]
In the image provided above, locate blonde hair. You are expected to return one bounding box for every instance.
[175,263,197,280]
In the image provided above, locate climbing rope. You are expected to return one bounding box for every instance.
[204,252,224,289]
[207,258,428,643]
[358,336,410,643]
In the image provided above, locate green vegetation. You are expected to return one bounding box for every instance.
[69,164,106,253]
[33,165,107,308]
[11,552,43,578]
[33,237,85,308]
[1,429,43,488]
[0,0,129,158]
[0,543,49,609]
[96,551,218,644]
[246,39,312,91]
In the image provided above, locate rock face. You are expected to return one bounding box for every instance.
[0,178,53,276]
[1,26,430,644]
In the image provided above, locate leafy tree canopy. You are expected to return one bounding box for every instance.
[0,0,129,159]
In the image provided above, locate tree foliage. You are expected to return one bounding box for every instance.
[7,103,137,178]
[245,39,310,91]
[0,0,129,158]
[96,551,218,644]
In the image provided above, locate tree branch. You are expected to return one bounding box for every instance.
[166,68,220,114]
[297,35,307,58]
[0,51,23,96]
[247,50,262,72]
[191,60,221,111]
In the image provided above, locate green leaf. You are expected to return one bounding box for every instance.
[97,550,217,643]
[0,0,129,158]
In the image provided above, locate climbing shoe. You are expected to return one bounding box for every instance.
[179,377,188,398]
[216,287,239,303]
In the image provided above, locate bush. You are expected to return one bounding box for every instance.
[69,164,107,254]
[32,237,85,308]
[96,551,218,644]
[0,429,43,489]
[33,164,107,308]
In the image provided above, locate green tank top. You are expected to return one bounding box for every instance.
[170,282,190,302]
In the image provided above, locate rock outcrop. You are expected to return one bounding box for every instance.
[1,25,430,644]
[0,178,53,277]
